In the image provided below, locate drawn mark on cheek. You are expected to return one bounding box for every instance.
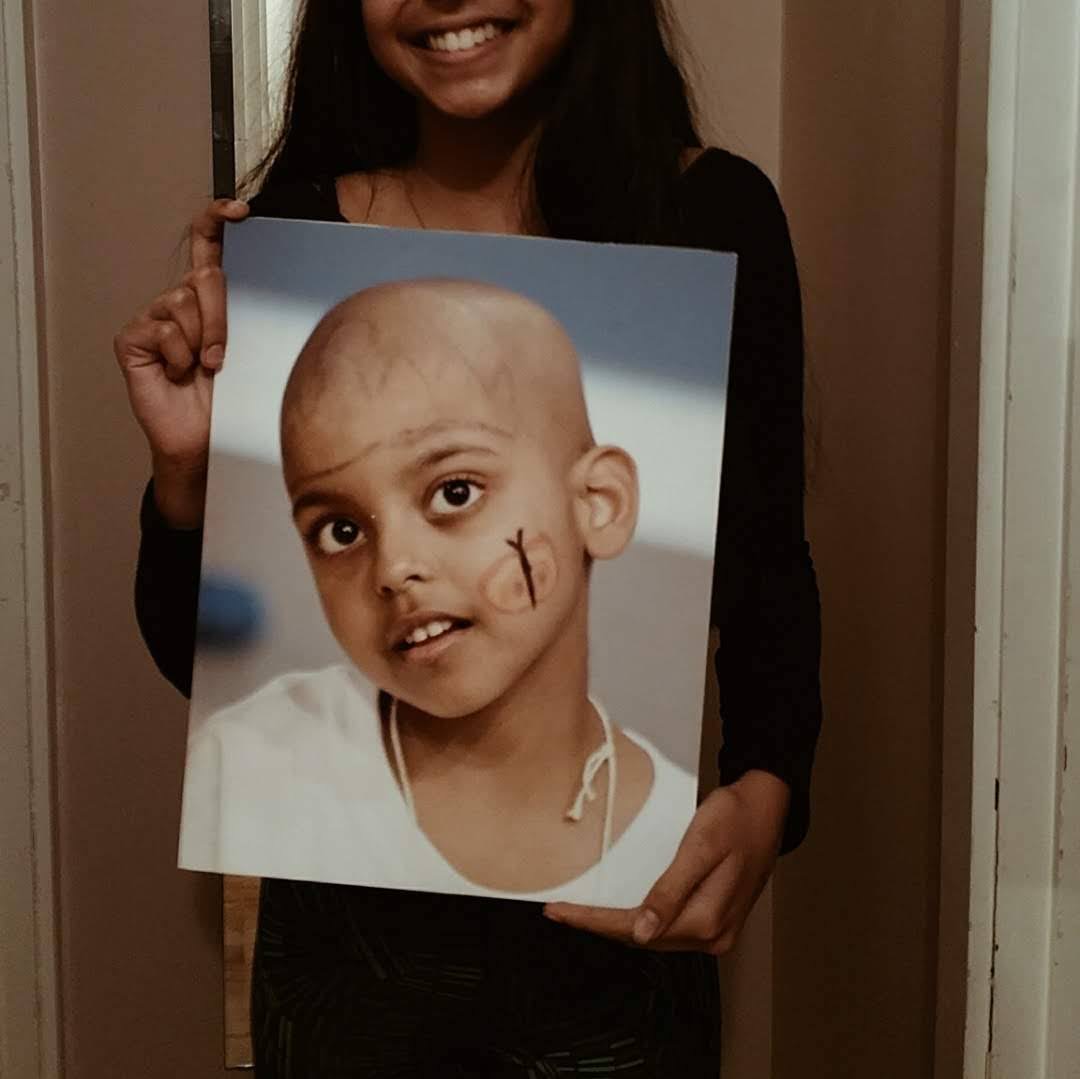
[506,528,536,607]
[479,531,558,613]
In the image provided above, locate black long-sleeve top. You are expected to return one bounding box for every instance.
[136,147,822,854]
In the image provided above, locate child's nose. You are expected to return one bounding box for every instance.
[374,548,434,599]
[376,563,428,598]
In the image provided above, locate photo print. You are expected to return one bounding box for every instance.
[179,218,735,907]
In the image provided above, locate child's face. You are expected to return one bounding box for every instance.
[284,320,589,719]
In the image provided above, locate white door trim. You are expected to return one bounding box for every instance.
[968,0,1080,1074]
[230,0,270,183]
[0,0,60,1074]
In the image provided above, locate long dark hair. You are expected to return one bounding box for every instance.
[245,1,702,243]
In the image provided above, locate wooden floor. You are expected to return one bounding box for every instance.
[223,875,260,1069]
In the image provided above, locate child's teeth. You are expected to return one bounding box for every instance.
[406,620,455,646]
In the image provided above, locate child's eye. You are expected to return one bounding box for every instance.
[429,479,484,517]
[312,517,366,555]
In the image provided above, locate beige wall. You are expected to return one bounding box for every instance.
[774,2,960,1076]
[683,4,963,1074]
[31,0,227,1074]
[674,0,783,181]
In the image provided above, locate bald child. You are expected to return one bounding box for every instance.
[179,279,697,905]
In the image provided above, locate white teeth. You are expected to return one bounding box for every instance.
[426,21,504,53]
[404,619,455,646]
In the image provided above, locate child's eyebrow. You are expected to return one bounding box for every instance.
[288,421,512,512]
[408,440,501,473]
[291,489,337,520]
[394,420,513,452]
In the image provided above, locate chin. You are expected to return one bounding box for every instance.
[431,98,512,122]
[397,685,504,721]
[418,79,520,122]
[389,658,529,719]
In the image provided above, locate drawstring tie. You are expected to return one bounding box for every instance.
[564,741,613,822]
[389,697,618,862]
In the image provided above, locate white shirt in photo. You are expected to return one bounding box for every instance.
[179,664,697,906]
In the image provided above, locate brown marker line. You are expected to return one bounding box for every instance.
[505,528,537,608]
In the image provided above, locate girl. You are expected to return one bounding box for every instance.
[115,1,822,1073]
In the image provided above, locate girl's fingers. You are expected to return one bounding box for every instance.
[113,318,154,372]
[631,830,720,943]
[114,314,173,372]
[150,319,198,382]
[647,855,744,953]
[114,314,196,383]
[182,264,228,369]
[149,286,202,353]
[190,198,249,271]
[542,903,637,943]
[544,850,751,955]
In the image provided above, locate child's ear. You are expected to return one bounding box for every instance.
[570,445,639,560]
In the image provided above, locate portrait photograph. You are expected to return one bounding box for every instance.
[179,217,735,907]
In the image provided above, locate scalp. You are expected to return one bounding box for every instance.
[280,278,594,468]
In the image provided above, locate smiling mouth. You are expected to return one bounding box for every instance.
[393,617,473,654]
[416,20,515,54]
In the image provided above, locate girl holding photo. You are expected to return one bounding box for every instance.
[115,1,821,1073]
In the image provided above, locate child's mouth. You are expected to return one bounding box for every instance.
[392,617,473,663]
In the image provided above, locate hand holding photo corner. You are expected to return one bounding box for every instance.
[544,768,789,953]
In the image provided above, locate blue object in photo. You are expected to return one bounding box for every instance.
[197,574,264,648]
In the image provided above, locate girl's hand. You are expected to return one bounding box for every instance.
[113,198,249,528]
[543,770,789,954]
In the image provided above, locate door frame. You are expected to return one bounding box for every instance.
[965,0,1080,1073]
[0,0,61,1074]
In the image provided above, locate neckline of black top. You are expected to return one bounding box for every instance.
[306,147,725,227]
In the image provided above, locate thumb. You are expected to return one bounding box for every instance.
[632,831,719,945]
